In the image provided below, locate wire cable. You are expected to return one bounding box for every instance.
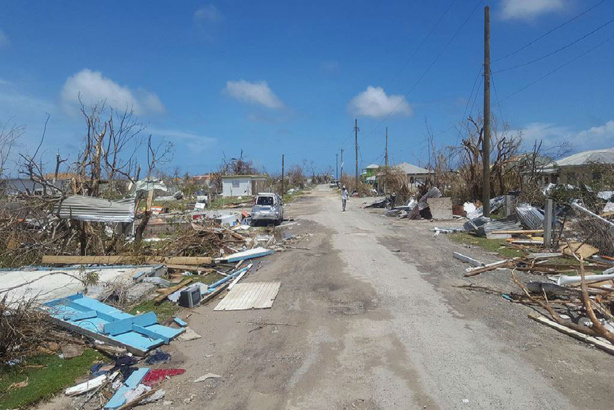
[495,16,614,73]
[501,34,614,101]
[455,67,482,144]
[361,0,484,140]
[342,0,459,147]
[494,0,607,62]
[490,69,505,127]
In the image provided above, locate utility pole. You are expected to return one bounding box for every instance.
[340,149,344,182]
[378,127,388,193]
[354,119,359,192]
[482,5,491,217]
[335,153,339,181]
[281,154,285,196]
[385,127,389,167]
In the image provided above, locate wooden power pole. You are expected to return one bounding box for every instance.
[354,119,359,192]
[281,154,285,196]
[482,5,491,217]
[340,149,344,182]
[385,127,389,167]
[336,153,339,181]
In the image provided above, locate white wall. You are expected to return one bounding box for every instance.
[222,178,252,197]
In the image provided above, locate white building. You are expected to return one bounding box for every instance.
[395,162,433,188]
[221,175,266,197]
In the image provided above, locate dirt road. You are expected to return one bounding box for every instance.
[41,185,614,410]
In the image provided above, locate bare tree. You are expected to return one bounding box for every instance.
[220,150,258,175]
[0,121,22,179]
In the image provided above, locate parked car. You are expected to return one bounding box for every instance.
[251,193,283,225]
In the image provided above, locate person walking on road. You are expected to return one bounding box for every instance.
[341,185,348,212]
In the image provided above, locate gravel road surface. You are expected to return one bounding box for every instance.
[39,185,614,410]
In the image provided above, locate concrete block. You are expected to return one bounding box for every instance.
[427,197,453,220]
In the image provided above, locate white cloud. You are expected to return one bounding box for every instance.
[194,4,222,22]
[348,86,412,118]
[60,69,165,115]
[500,0,566,21]
[518,120,614,153]
[576,121,614,145]
[223,80,285,109]
[148,127,216,154]
[0,29,9,48]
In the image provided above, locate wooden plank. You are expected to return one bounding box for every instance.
[164,257,213,265]
[153,278,194,305]
[166,264,214,272]
[42,255,213,266]
[492,229,544,235]
[528,312,614,355]
[464,257,521,277]
[42,255,135,265]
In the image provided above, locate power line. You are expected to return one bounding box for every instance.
[361,0,484,140]
[502,34,614,102]
[468,75,483,120]
[494,0,607,62]
[357,0,460,114]
[341,0,459,147]
[455,66,482,144]
[490,69,505,126]
[495,16,614,73]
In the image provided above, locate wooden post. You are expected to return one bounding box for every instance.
[482,5,491,217]
[544,198,553,248]
[281,154,285,196]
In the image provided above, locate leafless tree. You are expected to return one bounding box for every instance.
[0,121,22,179]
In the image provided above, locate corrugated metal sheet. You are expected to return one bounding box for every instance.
[57,195,135,223]
[516,203,544,230]
[556,148,614,167]
[395,162,432,175]
[214,281,281,311]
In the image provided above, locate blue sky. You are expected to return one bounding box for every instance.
[1,0,613,177]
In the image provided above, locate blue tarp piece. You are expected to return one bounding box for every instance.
[43,294,183,355]
[104,367,149,409]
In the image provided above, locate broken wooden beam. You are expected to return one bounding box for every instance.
[154,278,194,305]
[492,229,544,235]
[464,257,521,277]
[528,312,614,355]
[42,255,213,266]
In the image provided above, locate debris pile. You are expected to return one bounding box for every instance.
[453,195,614,354]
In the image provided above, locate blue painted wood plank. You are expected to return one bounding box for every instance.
[104,367,149,409]
[103,312,158,336]
[133,325,169,344]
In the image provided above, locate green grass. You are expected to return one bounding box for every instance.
[0,349,102,409]
[129,298,181,322]
[449,233,524,259]
[208,196,253,209]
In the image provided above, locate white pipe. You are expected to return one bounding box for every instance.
[571,202,614,228]
[557,273,614,286]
